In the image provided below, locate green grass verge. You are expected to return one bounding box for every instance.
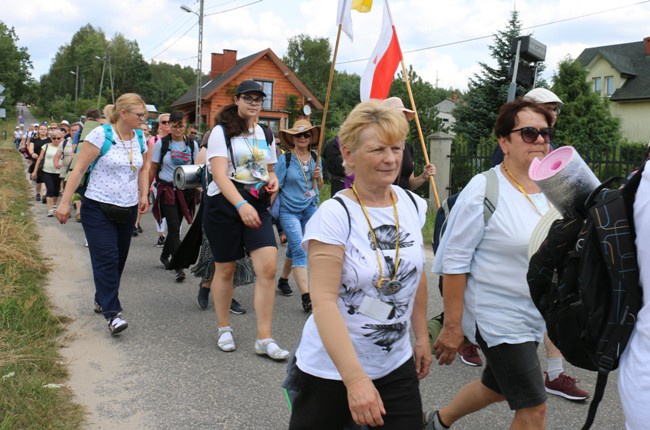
[0,130,84,428]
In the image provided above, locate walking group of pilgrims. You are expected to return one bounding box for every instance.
[18,80,649,429]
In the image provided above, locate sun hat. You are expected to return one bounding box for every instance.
[235,80,266,97]
[60,120,70,125]
[524,88,564,106]
[279,119,320,148]
[380,97,415,121]
[528,206,562,260]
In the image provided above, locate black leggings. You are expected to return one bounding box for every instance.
[160,191,193,260]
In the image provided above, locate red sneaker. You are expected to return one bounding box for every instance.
[459,343,483,367]
[544,372,589,401]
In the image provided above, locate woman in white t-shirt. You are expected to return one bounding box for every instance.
[55,93,149,336]
[31,129,62,216]
[288,100,432,429]
[203,80,288,360]
[425,99,554,430]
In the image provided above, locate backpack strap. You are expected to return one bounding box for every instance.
[480,169,499,225]
[134,128,145,153]
[333,196,352,242]
[403,189,419,214]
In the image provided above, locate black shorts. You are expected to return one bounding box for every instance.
[289,358,423,430]
[203,192,276,263]
[475,328,546,410]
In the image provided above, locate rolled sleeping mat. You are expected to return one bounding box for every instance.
[173,164,204,190]
[528,146,600,217]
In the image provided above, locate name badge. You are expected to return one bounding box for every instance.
[304,189,317,199]
[358,296,393,322]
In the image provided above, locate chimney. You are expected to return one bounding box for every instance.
[645,37,650,55]
[451,92,459,102]
[210,49,238,79]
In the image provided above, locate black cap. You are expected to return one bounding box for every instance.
[236,80,265,96]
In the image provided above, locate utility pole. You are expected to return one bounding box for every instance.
[97,55,106,108]
[181,0,205,126]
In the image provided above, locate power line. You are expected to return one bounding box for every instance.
[150,23,198,61]
[203,0,263,17]
[336,0,650,65]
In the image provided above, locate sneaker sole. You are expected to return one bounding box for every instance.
[196,298,208,310]
[110,322,128,335]
[229,307,246,315]
[544,386,588,401]
[255,348,289,361]
[459,355,482,367]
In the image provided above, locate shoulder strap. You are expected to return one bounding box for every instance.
[220,125,236,178]
[259,123,273,147]
[480,169,499,225]
[285,151,292,169]
[99,124,114,157]
[156,135,172,179]
[402,189,419,214]
[134,128,145,153]
[310,150,318,163]
[333,196,352,242]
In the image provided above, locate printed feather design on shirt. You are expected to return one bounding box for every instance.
[372,257,419,319]
[340,262,364,314]
[368,225,414,250]
[362,322,407,352]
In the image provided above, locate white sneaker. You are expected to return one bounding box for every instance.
[47,209,54,217]
[255,338,289,361]
[217,327,236,352]
[108,316,128,335]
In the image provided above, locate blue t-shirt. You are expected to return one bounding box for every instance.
[276,151,322,212]
[152,138,199,183]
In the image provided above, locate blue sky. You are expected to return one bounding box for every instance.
[6,0,650,91]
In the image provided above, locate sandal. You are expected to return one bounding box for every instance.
[255,338,289,361]
[217,327,236,352]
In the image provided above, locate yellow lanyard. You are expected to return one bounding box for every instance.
[502,162,542,216]
[292,149,311,187]
[351,184,400,289]
[115,126,135,172]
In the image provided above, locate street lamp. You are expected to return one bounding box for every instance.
[181,0,205,126]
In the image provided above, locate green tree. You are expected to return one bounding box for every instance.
[453,11,546,147]
[283,35,332,102]
[551,57,621,154]
[0,21,33,106]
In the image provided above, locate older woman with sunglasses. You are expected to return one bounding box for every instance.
[274,119,323,312]
[31,128,63,216]
[56,93,149,336]
[288,100,431,429]
[425,99,555,430]
[146,113,171,246]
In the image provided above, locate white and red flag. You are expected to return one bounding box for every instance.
[360,1,402,101]
[337,0,373,41]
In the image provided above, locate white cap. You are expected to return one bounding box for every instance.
[524,88,563,105]
[33,123,39,127]
[60,120,70,125]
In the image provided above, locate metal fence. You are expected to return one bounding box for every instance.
[447,143,648,195]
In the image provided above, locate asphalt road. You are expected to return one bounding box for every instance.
[24,108,626,429]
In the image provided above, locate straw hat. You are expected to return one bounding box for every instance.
[279,119,320,148]
[380,97,415,121]
[528,206,563,260]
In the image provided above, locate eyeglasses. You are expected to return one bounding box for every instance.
[293,132,312,139]
[510,126,555,144]
[170,124,185,130]
[189,131,197,135]
[129,111,147,120]
[240,95,265,105]
[51,137,63,140]
[160,120,170,125]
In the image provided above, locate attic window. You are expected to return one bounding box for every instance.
[605,76,614,97]
[254,80,273,110]
[592,77,602,95]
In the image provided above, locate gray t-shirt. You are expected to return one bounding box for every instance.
[151,138,199,183]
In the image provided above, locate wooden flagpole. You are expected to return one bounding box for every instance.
[400,57,441,209]
[383,0,440,208]
[313,24,343,190]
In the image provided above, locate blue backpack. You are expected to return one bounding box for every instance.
[76,124,145,196]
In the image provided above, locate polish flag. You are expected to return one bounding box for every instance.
[360,1,402,101]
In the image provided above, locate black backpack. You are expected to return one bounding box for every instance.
[527,162,645,430]
[155,134,195,180]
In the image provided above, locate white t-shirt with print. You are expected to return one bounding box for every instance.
[297,186,427,381]
[205,124,277,196]
[84,125,146,207]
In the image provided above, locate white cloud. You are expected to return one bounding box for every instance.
[3,0,649,91]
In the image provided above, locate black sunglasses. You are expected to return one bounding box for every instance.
[294,132,312,139]
[510,126,554,144]
[160,120,169,125]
